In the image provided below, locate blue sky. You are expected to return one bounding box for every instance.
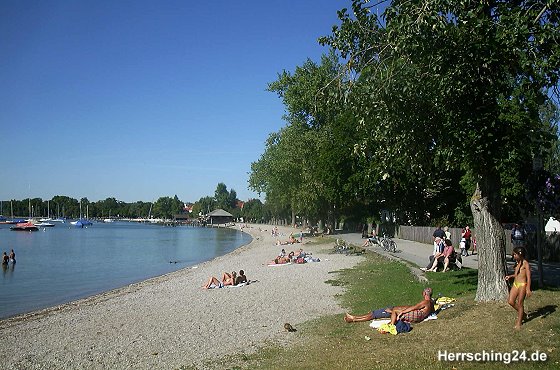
[0,0,368,203]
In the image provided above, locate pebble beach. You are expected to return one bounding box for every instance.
[0,225,362,369]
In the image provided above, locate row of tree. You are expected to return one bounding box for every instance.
[1,183,272,222]
[249,0,560,301]
[1,196,182,220]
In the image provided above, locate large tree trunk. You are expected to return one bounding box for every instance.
[471,182,509,302]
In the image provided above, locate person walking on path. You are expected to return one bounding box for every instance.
[511,223,526,248]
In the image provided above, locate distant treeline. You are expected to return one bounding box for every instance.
[1,196,158,219]
[1,183,269,222]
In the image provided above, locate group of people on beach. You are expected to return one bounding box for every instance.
[269,248,316,265]
[275,232,302,246]
[202,270,248,289]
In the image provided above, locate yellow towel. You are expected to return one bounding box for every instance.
[436,296,456,305]
[378,323,397,335]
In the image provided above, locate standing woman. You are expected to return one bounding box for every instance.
[461,226,472,256]
[9,249,16,264]
[504,246,532,329]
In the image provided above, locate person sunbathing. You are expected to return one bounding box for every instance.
[269,255,291,265]
[202,271,237,289]
[235,270,248,285]
[344,287,434,324]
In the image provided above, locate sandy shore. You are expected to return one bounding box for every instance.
[0,224,362,369]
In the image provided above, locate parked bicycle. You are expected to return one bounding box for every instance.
[334,238,350,254]
[378,234,397,253]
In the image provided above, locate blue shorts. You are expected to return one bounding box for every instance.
[372,307,393,319]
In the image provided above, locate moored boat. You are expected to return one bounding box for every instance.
[10,222,39,231]
[34,222,55,227]
[71,219,93,228]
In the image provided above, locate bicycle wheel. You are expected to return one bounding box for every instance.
[389,240,397,253]
[382,239,389,251]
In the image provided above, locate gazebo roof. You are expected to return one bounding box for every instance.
[207,209,233,217]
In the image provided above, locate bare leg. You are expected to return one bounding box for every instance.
[428,255,440,272]
[508,286,524,328]
[508,286,519,310]
[203,276,220,289]
[390,310,398,324]
[443,257,450,272]
[515,288,527,329]
[344,312,374,323]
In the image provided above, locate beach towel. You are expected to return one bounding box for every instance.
[267,262,292,267]
[377,323,397,335]
[434,297,456,312]
[423,313,438,321]
[226,281,251,288]
[369,319,391,329]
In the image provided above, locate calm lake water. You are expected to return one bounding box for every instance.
[0,222,251,319]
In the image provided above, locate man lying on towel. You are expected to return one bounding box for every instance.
[344,287,434,324]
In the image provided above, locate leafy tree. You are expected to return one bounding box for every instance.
[253,53,354,227]
[214,183,237,211]
[192,196,216,217]
[321,0,560,300]
[152,195,182,219]
[242,198,265,223]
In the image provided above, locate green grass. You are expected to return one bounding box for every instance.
[187,250,560,370]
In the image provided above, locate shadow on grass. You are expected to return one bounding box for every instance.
[531,282,560,292]
[526,304,557,322]
[428,268,478,295]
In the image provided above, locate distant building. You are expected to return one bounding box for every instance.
[183,203,194,214]
[236,200,245,210]
[207,209,233,225]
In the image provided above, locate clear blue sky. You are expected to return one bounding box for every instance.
[1,0,371,203]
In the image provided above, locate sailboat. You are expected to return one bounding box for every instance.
[103,210,115,223]
[71,202,93,227]
[51,203,66,223]
[39,200,53,222]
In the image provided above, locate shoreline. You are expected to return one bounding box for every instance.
[0,224,252,321]
[0,230,253,325]
[0,224,363,369]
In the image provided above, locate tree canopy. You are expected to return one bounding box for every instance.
[250,0,559,301]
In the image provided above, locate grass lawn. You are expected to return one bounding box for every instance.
[201,242,560,370]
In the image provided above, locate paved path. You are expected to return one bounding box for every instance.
[334,232,560,287]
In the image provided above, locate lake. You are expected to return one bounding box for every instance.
[0,221,251,319]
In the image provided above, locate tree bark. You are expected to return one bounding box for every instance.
[471,182,509,302]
